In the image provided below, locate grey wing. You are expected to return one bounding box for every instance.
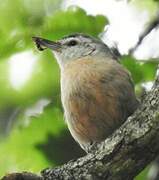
[100,62,139,122]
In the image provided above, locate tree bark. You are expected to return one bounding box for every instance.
[2,69,159,180]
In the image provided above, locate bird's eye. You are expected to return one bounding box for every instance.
[67,40,78,46]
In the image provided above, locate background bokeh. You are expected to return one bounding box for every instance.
[0,0,158,179]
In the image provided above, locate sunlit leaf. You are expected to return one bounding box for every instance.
[42,6,108,40]
[0,105,65,177]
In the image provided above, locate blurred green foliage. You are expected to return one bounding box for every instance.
[0,0,158,179]
[133,0,158,14]
[42,7,107,39]
[0,106,65,173]
[121,56,158,84]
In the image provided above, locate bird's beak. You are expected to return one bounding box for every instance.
[32,37,61,52]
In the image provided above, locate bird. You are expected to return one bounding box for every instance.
[32,33,139,152]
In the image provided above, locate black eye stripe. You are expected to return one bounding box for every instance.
[67,40,78,46]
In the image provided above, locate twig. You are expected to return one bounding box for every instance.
[129,11,159,54]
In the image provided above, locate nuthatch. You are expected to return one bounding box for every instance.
[33,33,139,152]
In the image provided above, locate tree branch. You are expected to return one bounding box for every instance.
[129,10,159,54]
[2,68,159,180]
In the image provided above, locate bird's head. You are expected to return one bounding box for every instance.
[33,33,115,68]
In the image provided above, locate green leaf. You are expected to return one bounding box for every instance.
[121,56,158,84]
[0,105,65,177]
[0,0,62,59]
[42,6,108,40]
[132,0,158,15]
[135,166,149,180]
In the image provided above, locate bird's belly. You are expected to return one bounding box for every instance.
[61,80,121,149]
[60,59,138,150]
